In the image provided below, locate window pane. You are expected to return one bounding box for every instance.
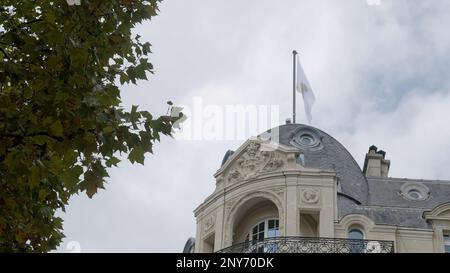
[444,233,450,253]
[248,219,279,247]
[267,219,279,238]
[348,229,364,240]
[445,245,450,253]
[407,190,422,199]
[348,229,364,253]
[267,229,277,238]
[248,219,280,253]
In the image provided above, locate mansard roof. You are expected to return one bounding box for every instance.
[218,123,450,228]
[258,124,369,205]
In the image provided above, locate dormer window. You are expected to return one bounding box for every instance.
[290,128,322,150]
[399,182,430,201]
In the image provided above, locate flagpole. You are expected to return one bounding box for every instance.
[292,50,298,124]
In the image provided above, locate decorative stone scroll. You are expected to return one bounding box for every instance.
[226,141,285,183]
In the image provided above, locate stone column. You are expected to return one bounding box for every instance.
[319,186,335,237]
[194,217,203,253]
[284,173,298,236]
[213,194,225,251]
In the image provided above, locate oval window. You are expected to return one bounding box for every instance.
[407,189,423,200]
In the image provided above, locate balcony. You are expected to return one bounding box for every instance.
[216,236,395,253]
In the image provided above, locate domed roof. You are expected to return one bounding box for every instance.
[258,124,369,205]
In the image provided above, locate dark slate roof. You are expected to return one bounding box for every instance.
[259,124,369,205]
[362,177,450,228]
[221,150,235,166]
[367,177,450,209]
[254,124,450,229]
[332,160,450,229]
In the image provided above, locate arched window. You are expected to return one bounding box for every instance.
[245,219,279,242]
[244,219,279,253]
[347,228,365,253]
[348,228,364,240]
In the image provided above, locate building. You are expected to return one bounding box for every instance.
[184,123,450,253]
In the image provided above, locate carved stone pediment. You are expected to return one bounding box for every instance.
[225,141,285,184]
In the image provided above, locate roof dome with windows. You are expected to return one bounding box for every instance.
[255,123,369,205]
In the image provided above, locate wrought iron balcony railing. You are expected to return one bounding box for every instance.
[216,236,395,253]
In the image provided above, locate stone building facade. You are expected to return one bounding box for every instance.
[185,124,450,253]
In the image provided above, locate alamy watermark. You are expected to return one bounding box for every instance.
[172,97,281,143]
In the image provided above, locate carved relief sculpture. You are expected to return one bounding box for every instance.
[226,141,285,183]
[203,214,216,233]
[301,189,320,204]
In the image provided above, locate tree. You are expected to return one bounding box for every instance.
[0,0,182,252]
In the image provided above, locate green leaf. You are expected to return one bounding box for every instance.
[39,189,49,200]
[61,166,83,192]
[103,126,114,134]
[106,157,121,167]
[119,73,129,85]
[128,146,145,165]
[29,166,41,189]
[50,121,63,137]
[140,111,153,120]
[80,171,101,199]
[33,135,50,145]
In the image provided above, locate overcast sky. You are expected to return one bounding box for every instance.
[56,0,450,252]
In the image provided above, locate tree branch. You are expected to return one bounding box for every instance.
[19,18,43,27]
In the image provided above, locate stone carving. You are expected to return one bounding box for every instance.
[301,189,320,204]
[203,214,215,233]
[271,187,285,197]
[226,141,285,183]
[263,157,284,171]
[228,168,242,183]
[225,199,238,217]
[223,199,237,246]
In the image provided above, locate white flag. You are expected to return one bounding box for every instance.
[296,57,315,124]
